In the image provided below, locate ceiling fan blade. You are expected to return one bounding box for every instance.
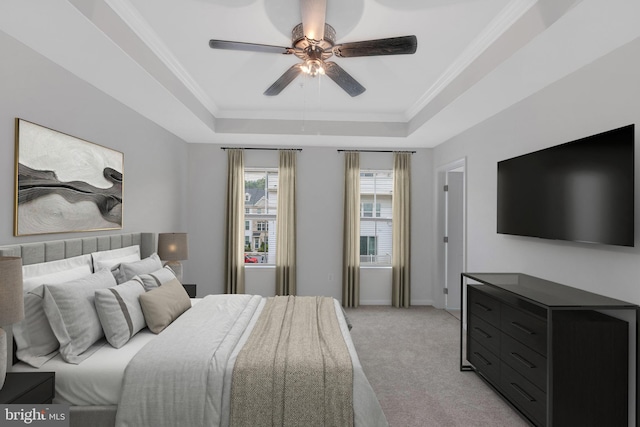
[209,40,293,55]
[300,0,326,41]
[333,35,417,58]
[323,62,365,97]
[264,63,304,96]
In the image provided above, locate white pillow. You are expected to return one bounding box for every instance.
[114,253,162,284]
[95,280,147,348]
[133,265,179,291]
[43,269,116,364]
[91,245,140,271]
[15,254,93,367]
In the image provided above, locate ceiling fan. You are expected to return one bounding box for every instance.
[208,0,417,97]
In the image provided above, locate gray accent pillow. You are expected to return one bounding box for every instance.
[95,280,147,348]
[133,265,178,291]
[114,253,163,284]
[16,254,93,367]
[42,269,116,364]
[139,278,191,334]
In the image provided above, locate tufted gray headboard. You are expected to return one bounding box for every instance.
[0,232,156,265]
[0,232,156,369]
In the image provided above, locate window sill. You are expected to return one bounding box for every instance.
[360,265,392,269]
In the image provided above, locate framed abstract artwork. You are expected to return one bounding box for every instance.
[14,119,123,236]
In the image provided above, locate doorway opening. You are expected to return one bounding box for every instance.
[436,158,466,316]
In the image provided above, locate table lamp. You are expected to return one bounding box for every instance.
[157,233,188,282]
[0,257,24,389]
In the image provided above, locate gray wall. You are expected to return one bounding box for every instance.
[12,22,636,308]
[0,31,188,247]
[0,29,435,306]
[187,145,435,305]
[433,37,640,305]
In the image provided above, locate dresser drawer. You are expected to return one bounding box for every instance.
[469,314,500,354]
[468,338,500,384]
[468,286,500,327]
[501,363,546,426]
[501,304,547,355]
[501,332,547,392]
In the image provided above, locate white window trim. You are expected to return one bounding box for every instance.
[244,167,278,266]
[360,169,393,266]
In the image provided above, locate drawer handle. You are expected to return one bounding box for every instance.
[510,352,535,369]
[510,382,536,402]
[473,352,491,366]
[474,302,492,312]
[510,321,535,335]
[473,327,491,339]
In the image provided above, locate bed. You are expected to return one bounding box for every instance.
[0,232,387,427]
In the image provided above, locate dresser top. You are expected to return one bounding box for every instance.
[463,273,638,308]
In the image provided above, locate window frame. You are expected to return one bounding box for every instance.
[244,167,278,265]
[359,169,393,266]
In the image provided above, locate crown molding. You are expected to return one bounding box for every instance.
[105,0,220,116]
[404,0,537,120]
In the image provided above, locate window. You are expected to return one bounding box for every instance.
[361,202,381,218]
[360,236,377,256]
[362,203,373,218]
[360,170,392,265]
[245,220,250,231]
[245,168,278,264]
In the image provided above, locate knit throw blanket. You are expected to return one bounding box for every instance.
[230,296,354,427]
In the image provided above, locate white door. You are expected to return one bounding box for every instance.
[445,169,465,310]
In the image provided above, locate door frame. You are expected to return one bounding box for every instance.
[435,158,467,309]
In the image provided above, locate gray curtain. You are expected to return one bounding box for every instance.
[392,152,411,307]
[342,152,360,308]
[224,149,245,294]
[275,150,297,295]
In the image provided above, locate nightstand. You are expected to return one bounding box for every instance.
[0,372,55,404]
[182,284,197,298]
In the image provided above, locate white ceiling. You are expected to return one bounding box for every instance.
[1,0,639,148]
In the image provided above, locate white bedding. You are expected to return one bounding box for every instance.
[12,299,202,406]
[116,294,386,427]
[13,296,387,427]
[13,331,155,405]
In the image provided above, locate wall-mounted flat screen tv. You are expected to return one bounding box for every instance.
[497,124,634,247]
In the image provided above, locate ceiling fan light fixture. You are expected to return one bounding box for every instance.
[209,0,417,97]
[302,59,324,77]
[292,23,336,51]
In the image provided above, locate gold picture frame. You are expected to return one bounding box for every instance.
[14,118,124,236]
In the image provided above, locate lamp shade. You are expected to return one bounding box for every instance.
[157,233,189,261]
[0,257,24,326]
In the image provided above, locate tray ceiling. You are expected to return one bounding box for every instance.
[1,0,639,147]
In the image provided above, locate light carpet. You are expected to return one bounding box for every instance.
[345,305,529,427]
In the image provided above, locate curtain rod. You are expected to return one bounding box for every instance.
[337,149,416,154]
[221,147,302,151]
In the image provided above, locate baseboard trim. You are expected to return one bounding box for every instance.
[359,300,391,305]
[411,299,434,306]
[359,299,434,306]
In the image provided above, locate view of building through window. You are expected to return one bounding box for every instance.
[244,168,277,264]
[244,167,391,265]
[360,170,393,264]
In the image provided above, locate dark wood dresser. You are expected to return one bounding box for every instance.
[461,273,637,426]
